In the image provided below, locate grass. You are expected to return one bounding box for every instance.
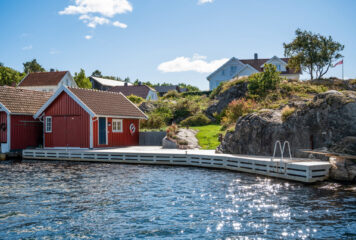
[191,124,224,150]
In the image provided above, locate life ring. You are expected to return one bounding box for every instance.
[129,123,136,136]
[0,123,6,131]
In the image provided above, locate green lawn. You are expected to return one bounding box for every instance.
[191,124,223,150]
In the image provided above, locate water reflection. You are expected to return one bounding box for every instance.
[0,160,355,239]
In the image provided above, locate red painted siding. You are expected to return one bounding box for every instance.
[93,118,139,148]
[0,112,7,143]
[10,115,43,150]
[44,92,90,148]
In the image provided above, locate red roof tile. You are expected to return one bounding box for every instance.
[0,86,52,114]
[18,71,68,87]
[68,88,147,119]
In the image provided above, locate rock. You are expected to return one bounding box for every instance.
[218,91,356,158]
[162,129,200,149]
[330,136,356,155]
[139,101,157,113]
[176,129,199,149]
[206,81,248,118]
[329,157,356,182]
[162,137,178,149]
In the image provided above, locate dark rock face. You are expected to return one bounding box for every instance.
[206,82,248,118]
[218,90,356,157]
[139,101,157,113]
[330,136,356,156]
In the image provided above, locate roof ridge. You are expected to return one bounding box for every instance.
[69,86,125,96]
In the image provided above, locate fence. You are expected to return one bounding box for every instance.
[139,131,166,146]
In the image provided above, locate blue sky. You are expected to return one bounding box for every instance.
[0,0,355,90]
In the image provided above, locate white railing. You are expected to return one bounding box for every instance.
[22,149,331,183]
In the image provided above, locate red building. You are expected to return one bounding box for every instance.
[0,86,51,153]
[34,86,148,149]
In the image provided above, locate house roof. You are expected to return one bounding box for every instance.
[154,85,180,93]
[0,86,52,114]
[90,76,133,87]
[68,88,147,119]
[240,58,301,74]
[109,85,155,99]
[18,71,68,87]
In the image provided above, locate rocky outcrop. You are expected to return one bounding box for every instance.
[329,157,356,182]
[206,82,248,118]
[162,129,199,149]
[139,101,157,113]
[218,90,356,158]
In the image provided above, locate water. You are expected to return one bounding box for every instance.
[0,160,355,239]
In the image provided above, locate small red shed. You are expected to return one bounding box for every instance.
[0,86,51,153]
[34,86,148,149]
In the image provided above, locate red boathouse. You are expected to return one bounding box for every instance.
[34,86,148,149]
[0,86,51,153]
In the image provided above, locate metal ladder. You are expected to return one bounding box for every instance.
[271,140,292,173]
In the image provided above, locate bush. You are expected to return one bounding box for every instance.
[127,94,144,104]
[248,64,281,97]
[173,99,200,121]
[180,113,211,126]
[140,114,165,129]
[221,98,257,126]
[281,106,296,121]
[162,90,180,99]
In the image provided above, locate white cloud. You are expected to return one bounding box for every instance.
[22,45,32,50]
[59,0,132,17]
[85,35,93,40]
[60,0,131,29]
[112,21,127,28]
[198,0,214,4]
[158,54,228,73]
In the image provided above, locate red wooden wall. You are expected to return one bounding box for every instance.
[93,118,139,148]
[44,92,90,148]
[0,111,7,143]
[10,115,42,150]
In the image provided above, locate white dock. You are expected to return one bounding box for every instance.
[22,147,331,183]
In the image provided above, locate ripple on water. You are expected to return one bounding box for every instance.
[0,160,355,239]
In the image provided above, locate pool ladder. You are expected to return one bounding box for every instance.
[271,140,292,173]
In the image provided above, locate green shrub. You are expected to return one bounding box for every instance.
[180,113,211,126]
[140,114,165,129]
[162,90,180,99]
[209,81,224,99]
[221,98,256,126]
[281,106,296,121]
[173,99,200,121]
[127,94,144,104]
[248,64,281,97]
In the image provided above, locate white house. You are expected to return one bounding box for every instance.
[207,54,301,90]
[17,71,77,92]
[89,76,133,91]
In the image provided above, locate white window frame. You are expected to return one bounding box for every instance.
[112,119,123,133]
[45,116,52,133]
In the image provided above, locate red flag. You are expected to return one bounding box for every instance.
[333,59,343,67]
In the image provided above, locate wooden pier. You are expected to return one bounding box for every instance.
[22,147,331,183]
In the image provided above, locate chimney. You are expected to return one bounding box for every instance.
[138,81,142,86]
[254,53,258,60]
[50,68,55,72]
[124,82,128,86]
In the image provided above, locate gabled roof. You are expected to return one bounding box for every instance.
[207,57,238,80]
[89,76,133,87]
[240,57,301,74]
[109,85,155,99]
[34,86,148,119]
[154,85,180,93]
[0,86,52,115]
[18,71,69,87]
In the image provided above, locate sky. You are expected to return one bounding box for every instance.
[0,0,355,90]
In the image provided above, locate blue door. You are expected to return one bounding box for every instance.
[99,117,106,145]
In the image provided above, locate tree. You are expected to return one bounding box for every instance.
[74,69,92,88]
[0,65,24,86]
[91,70,102,77]
[284,29,344,80]
[23,59,45,73]
[124,77,130,83]
[247,64,281,97]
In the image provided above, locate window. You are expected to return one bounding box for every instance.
[112,119,123,132]
[222,70,225,76]
[276,64,281,71]
[45,116,52,133]
[230,66,237,75]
